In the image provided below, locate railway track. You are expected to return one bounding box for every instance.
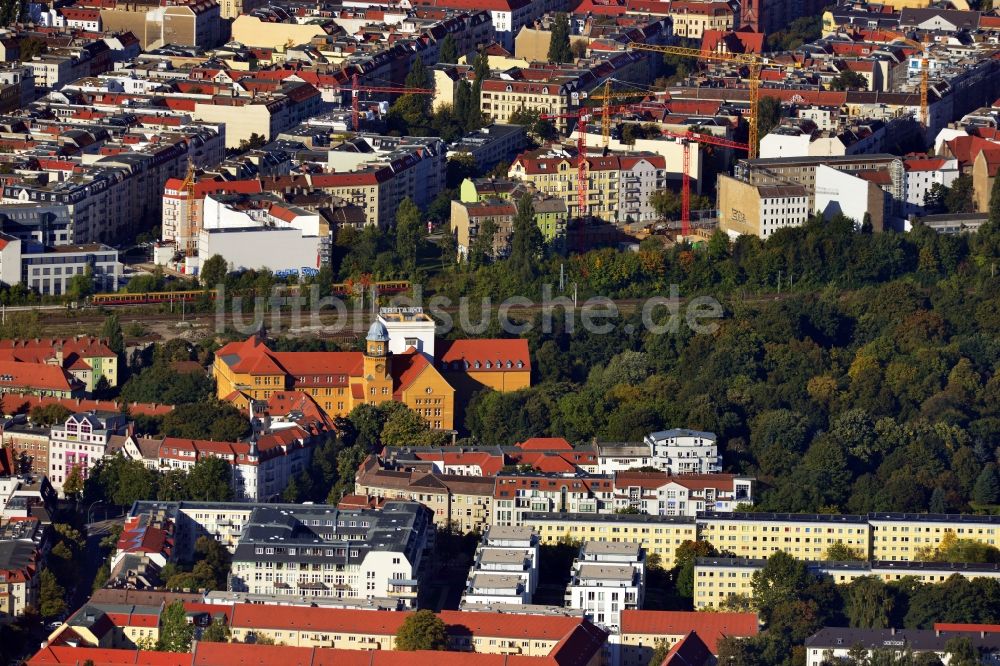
[22,291,797,341]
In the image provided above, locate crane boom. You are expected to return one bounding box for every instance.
[627,42,765,158]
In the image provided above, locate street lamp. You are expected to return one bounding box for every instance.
[87,500,106,525]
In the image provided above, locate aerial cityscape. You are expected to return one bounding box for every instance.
[0,0,999,663]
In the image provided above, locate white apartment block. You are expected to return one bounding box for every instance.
[47,412,128,495]
[564,541,645,633]
[612,472,754,517]
[462,525,539,607]
[128,500,433,607]
[596,429,721,476]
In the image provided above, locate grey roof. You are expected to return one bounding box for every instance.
[646,428,716,441]
[699,511,868,524]
[0,540,35,571]
[524,511,696,526]
[366,320,389,343]
[805,627,1000,651]
[232,501,431,566]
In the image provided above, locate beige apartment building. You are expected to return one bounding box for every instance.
[355,456,495,533]
[521,513,698,569]
[99,0,222,50]
[480,79,575,131]
[699,513,872,562]
[693,557,1000,609]
[230,14,334,49]
[717,176,811,239]
[450,199,516,260]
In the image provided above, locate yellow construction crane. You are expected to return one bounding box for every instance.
[178,158,198,255]
[590,79,666,147]
[628,42,765,158]
[882,31,929,127]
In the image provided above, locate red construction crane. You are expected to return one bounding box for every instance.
[663,129,748,236]
[539,107,591,220]
[342,73,436,131]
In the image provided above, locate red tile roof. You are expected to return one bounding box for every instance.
[517,437,573,450]
[437,339,531,373]
[0,359,81,392]
[620,611,758,653]
[0,393,173,417]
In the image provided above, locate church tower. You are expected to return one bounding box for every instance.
[363,320,393,405]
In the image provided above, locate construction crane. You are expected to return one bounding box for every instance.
[177,158,197,256]
[590,79,667,147]
[627,42,765,158]
[881,31,929,127]
[539,107,592,220]
[337,73,436,131]
[661,129,748,237]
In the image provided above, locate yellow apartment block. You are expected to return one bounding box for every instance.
[868,514,1000,561]
[699,513,872,561]
[693,557,1000,609]
[521,513,697,569]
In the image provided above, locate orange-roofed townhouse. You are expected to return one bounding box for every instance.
[903,156,959,219]
[611,472,754,517]
[0,540,39,618]
[616,610,759,666]
[47,411,128,496]
[972,146,1000,213]
[492,473,614,527]
[0,336,119,391]
[0,359,85,400]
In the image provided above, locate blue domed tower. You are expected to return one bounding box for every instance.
[363,319,392,402]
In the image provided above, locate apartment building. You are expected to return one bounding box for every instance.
[47,411,128,495]
[716,177,812,239]
[226,502,433,606]
[523,512,698,569]
[729,153,904,229]
[698,513,872,562]
[509,147,667,223]
[904,156,959,217]
[462,526,540,607]
[451,200,516,260]
[594,429,722,476]
[2,128,223,245]
[663,0,735,38]
[611,472,754,517]
[804,627,1000,666]
[0,337,119,391]
[45,603,607,664]
[0,539,40,619]
[154,429,316,503]
[565,541,645,633]
[124,500,433,606]
[868,512,1000,561]
[354,455,495,532]
[0,361,82,402]
[96,0,222,50]
[450,124,529,172]
[492,473,615,527]
[0,422,50,476]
